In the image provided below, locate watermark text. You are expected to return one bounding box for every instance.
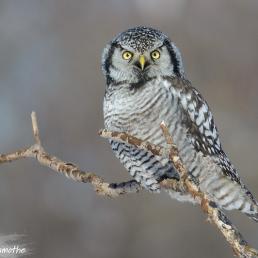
[0,245,26,255]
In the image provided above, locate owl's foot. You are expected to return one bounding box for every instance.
[109,179,139,189]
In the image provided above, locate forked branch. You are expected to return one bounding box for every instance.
[0,112,257,258]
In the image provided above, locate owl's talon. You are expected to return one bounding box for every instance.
[109,183,118,189]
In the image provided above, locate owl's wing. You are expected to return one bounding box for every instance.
[166,77,242,185]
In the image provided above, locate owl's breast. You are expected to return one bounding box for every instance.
[104,78,185,147]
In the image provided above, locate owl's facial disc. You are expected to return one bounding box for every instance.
[107,46,170,89]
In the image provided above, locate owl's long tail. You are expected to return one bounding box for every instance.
[240,193,258,222]
[242,189,258,223]
[250,214,258,222]
[245,211,258,222]
[244,202,258,223]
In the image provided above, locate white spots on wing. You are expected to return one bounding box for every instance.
[196,113,203,126]
[216,137,221,147]
[188,102,195,112]
[196,104,207,126]
[204,129,213,137]
[202,143,207,151]
[207,137,215,145]
[211,146,216,153]
[207,147,213,154]
[188,111,195,121]
[180,92,191,109]
[203,119,210,129]
[200,103,208,115]
[163,79,178,97]
[180,95,188,109]
[178,89,222,156]
[212,127,218,139]
[199,125,204,134]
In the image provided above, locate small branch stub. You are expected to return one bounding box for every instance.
[31,111,41,145]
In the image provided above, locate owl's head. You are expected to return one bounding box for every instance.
[102,26,184,88]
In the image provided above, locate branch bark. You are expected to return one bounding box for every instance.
[0,112,257,258]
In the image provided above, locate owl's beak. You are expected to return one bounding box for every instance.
[139,55,146,71]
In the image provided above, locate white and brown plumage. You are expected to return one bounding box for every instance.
[102,26,258,221]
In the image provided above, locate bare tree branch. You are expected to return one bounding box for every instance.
[0,112,143,197]
[0,112,257,258]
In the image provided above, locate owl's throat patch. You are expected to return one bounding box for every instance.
[130,78,146,90]
[129,75,155,90]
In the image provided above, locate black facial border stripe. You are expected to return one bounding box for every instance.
[104,41,119,75]
[163,39,181,76]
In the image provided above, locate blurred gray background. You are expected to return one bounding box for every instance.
[0,0,258,257]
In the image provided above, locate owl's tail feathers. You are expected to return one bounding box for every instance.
[243,200,258,223]
[240,188,258,222]
[246,212,258,223]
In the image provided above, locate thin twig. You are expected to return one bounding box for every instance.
[31,111,41,146]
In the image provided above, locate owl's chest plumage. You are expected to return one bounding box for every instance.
[103,77,198,194]
[104,77,187,147]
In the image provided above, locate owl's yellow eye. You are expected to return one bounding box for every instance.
[151,50,160,60]
[122,51,133,60]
